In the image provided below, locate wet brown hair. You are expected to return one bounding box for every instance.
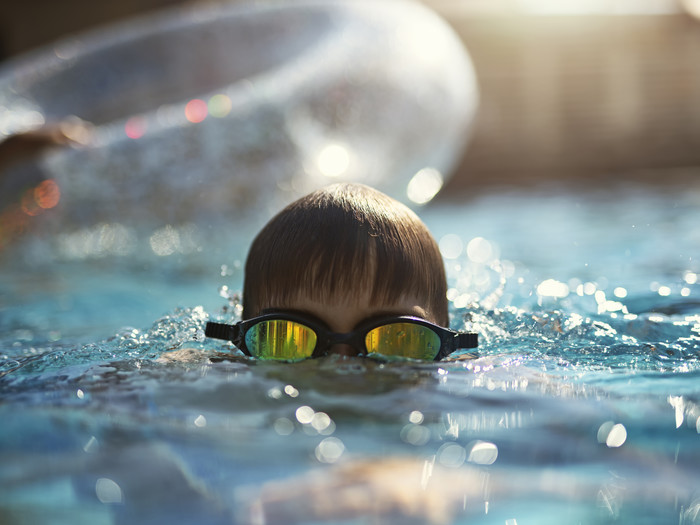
[242,183,448,325]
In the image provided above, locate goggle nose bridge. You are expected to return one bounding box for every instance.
[314,330,366,356]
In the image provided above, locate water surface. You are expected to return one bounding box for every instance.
[1,184,699,524]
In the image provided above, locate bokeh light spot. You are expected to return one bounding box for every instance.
[185,99,208,123]
[284,384,299,398]
[149,225,180,256]
[408,410,424,424]
[407,168,443,204]
[314,437,345,463]
[95,478,122,504]
[125,117,146,139]
[273,417,295,436]
[317,144,350,177]
[597,421,627,448]
[467,440,498,465]
[295,405,315,424]
[21,190,42,216]
[466,237,494,264]
[537,279,570,299]
[439,234,463,260]
[437,442,466,468]
[613,287,628,298]
[34,180,60,209]
[400,423,431,446]
[208,94,232,118]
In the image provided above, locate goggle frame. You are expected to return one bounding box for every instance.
[205,311,478,361]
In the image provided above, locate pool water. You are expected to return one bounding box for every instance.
[1,184,699,525]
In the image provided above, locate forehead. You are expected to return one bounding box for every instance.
[265,291,433,332]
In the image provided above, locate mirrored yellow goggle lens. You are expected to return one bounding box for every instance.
[365,323,441,360]
[245,320,317,360]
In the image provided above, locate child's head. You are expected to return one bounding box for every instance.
[242,183,448,331]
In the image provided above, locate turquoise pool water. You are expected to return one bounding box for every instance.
[1,184,699,524]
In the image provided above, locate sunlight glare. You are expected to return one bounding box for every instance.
[537,279,570,298]
[317,144,350,178]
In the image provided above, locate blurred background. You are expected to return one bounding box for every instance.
[2,0,700,195]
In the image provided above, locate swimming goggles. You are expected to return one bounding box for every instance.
[205,312,478,361]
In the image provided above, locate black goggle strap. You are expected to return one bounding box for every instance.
[205,321,241,345]
[455,332,479,349]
